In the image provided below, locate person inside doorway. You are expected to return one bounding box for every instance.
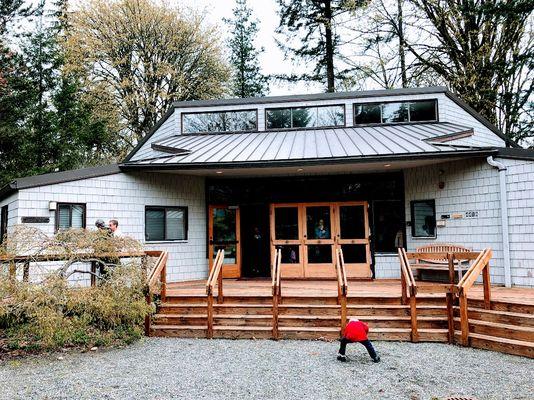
[314,219,329,239]
[250,226,264,276]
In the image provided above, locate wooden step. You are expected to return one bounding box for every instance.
[278,326,340,340]
[213,303,273,315]
[464,307,534,327]
[152,313,206,325]
[281,296,339,305]
[454,318,534,342]
[158,303,207,314]
[347,296,402,305]
[454,331,534,359]
[468,299,534,315]
[216,296,272,305]
[163,295,207,304]
[278,304,340,316]
[212,325,272,339]
[150,324,206,338]
[346,305,409,316]
[214,314,272,327]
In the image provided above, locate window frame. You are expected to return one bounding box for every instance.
[145,206,188,242]
[353,99,439,126]
[410,199,437,239]
[55,203,87,232]
[264,104,346,131]
[0,205,8,244]
[181,109,259,135]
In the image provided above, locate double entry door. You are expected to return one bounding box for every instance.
[270,202,371,278]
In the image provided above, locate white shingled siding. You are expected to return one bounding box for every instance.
[374,255,400,279]
[130,92,505,162]
[0,192,19,234]
[403,157,534,287]
[13,172,207,282]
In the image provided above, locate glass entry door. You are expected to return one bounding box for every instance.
[209,205,241,278]
[270,202,371,278]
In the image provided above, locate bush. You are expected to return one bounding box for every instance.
[0,265,153,353]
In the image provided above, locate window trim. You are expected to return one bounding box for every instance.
[353,99,439,127]
[0,205,8,244]
[410,199,437,239]
[145,206,189,242]
[264,103,347,131]
[181,109,259,135]
[55,203,87,232]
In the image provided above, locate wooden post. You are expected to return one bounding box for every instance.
[400,266,407,305]
[272,293,279,340]
[409,289,419,342]
[90,261,97,287]
[459,293,469,346]
[447,253,455,284]
[340,295,347,336]
[23,260,30,282]
[217,269,223,304]
[207,292,214,339]
[446,292,454,344]
[483,261,491,310]
[160,263,167,302]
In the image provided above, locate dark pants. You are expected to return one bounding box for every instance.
[339,337,378,360]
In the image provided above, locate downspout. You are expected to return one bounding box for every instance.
[486,156,511,287]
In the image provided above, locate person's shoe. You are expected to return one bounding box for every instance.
[337,354,347,362]
[372,356,380,363]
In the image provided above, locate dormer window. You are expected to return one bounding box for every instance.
[266,105,345,130]
[354,99,437,125]
[182,109,257,134]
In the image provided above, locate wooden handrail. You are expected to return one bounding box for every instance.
[455,248,493,346]
[398,248,419,342]
[206,249,224,339]
[271,248,281,340]
[335,248,348,335]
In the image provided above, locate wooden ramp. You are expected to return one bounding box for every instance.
[148,279,534,358]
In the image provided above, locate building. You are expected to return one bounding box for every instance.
[1,86,533,287]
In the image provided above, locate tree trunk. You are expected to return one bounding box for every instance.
[397,0,407,88]
[324,0,335,93]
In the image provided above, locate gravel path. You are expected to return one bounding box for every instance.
[1,338,532,400]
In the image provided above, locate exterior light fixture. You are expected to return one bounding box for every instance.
[384,164,391,168]
[215,171,223,174]
[297,168,304,172]
[48,201,57,211]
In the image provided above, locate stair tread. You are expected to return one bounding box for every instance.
[453,317,534,332]
[213,325,272,331]
[151,324,206,330]
[160,303,206,307]
[279,326,339,332]
[215,314,272,319]
[214,303,272,308]
[454,330,534,347]
[464,307,534,318]
[154,313,206,318]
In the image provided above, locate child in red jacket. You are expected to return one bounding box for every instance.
[337,318,380,362]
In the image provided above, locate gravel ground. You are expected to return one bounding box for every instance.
[1,338,533,400]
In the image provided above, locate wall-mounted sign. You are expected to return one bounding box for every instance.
[21,216,50,224]
[464,211,479,219]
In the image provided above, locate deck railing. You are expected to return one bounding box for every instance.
[398,248,419,342]
[144,250,169,335]
[271,248,282,340]
[206,249,225,339]
[456,248,493,346]
[335,248,348,335]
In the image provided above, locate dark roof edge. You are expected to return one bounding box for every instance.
[496,147,534,161]
[0,164,121,202]
[171,86,448,109]
[120,148,498,171]
[443,91,518,148]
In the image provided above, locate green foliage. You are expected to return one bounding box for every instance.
[224,0,268,98]
[0,265,151,353]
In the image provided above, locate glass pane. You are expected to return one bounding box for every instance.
[212,208,236,242]
[274,207,299,240]
[166,209,185,240]
[410,100,437,122]
[71,205,84,228]
[58,205,70,229]
[266,109,291,129]
[354,104,381,124]
[306,206,331,239]
[339,206,365,239]
[412,200,436,237]
[307,245,332,263]
[146,209,165,241]
[292,107,316,128]
[278,245,300,264]
[382,102,409,123]
[341,244,367,263]
[373,200,404,252]
[317,105,344,126]
[183,110,256,133]
[213,244,237,264]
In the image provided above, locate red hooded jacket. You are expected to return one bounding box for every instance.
[344,319,369,342]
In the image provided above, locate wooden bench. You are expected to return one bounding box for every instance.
[412,243,472,281]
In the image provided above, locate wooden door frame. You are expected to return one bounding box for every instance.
[270,201,372,278]
[208,205,241,278]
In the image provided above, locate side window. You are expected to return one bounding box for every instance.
[56,203,86,231]
[410,200,436,238]
[145,206,188,241]
[0,205,8,244]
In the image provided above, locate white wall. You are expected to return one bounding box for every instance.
[403,157,534,287]
[14,172,207,282]
[0,192,19,234]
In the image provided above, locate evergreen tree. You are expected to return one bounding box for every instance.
[224,0,268,98]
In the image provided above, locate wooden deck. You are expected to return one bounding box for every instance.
[166,279,534,305]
